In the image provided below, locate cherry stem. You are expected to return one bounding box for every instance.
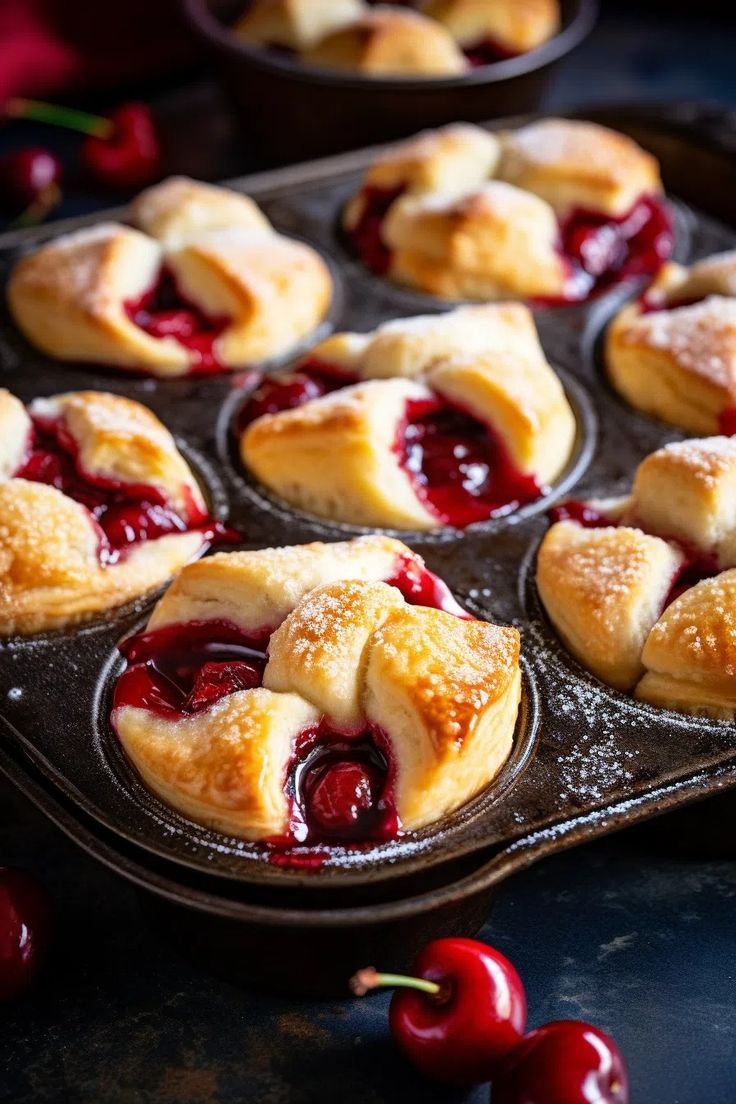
[349,967,443,998]
[5,98,113,139]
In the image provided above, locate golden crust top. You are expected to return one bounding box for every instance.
[148,536,415,633]
[382,181,568,300]
[422,0,560,52]
[497,118,661,216]
[302,7,468,76]
[28,391,205,517]
[130,176,270,248]
[536,520,683,691]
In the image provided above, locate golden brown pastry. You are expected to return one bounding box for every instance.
[301,7,468,76]
[0,388,218,636]
[8,178,332,377]
[606,254,736,434]
[344,117,668,301]
[536,520,684,691]
[234,0,367,51]
[112,537,521,841]
[636,571,736,719]
[497,118,662,218]
[537,435,736,714]
[240,303,576,529]
[382,182,570,300]
[422,0,560,55]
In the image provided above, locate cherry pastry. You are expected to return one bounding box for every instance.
[0,388,231,636]
[8,176,332,377]
[343,118,672,303]
[537,435,736,716]
[240,302,576,530]
[111,536,521,844]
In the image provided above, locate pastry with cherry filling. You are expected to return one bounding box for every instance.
[111,536,521,844]
[422,0,560,62]
[239,303,576,529]
[537,436,736,717]
[343,118,672,302]
[7,176,332,377]
[606,251,736,434]
[0,388,231,636]
[300,6,468,75]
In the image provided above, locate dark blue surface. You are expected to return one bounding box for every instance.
[3,785,735,1103]
[2,5,736,1101]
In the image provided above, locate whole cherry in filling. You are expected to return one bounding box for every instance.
[14,415,213,559]
[400,398,541,527]
[124,268,229,373]
[113,558,467,847]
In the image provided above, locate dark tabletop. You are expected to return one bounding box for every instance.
[2,3,736,1102]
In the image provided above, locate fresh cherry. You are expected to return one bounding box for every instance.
[307,760,377,834]
[185,660,263,712]
[492,1020,628,1104]
[351,938,527,1085]
[0,867,51,1001]
[0,147,62,221]
[82,103,161,190]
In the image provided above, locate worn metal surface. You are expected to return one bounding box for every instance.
[1,111,736,905]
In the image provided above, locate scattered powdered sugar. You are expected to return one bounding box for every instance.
[629,296,736,387]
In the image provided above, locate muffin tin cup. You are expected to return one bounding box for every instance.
[1,108,736,960]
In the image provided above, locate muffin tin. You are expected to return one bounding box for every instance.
[2,106,736,989]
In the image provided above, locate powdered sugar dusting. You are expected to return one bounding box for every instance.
[627,296,736,387]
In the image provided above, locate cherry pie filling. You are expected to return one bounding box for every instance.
[112,557,468,848]
[549,500,719,609]
[239,361,545,527]
[124,268,230,374]
[13,414,230,563]
[636,290,736,435]
[348,188,673,302]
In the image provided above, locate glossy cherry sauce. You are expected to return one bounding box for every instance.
[549,499,718,608]
[124,268,229,374]
[12,414,230,563]
[347,188,673,303]
[112,556,467,848]
[240,363,543,527]
[400,397,541,527]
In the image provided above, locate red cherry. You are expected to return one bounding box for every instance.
[100,501,186,547]
[719,407,736,436]
[240,372,328,428]
[0,867,51,1001]
[566,222,626,278]
[352,938,527,1085]
[307,760,376,834]
[493,1020,628,1104]
[82,103,161,191]
[0,147,62,216]
[185,660,263,712]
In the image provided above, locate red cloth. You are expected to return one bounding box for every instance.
[0,0,195,102]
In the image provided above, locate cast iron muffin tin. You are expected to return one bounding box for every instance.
[1,108,736,985]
